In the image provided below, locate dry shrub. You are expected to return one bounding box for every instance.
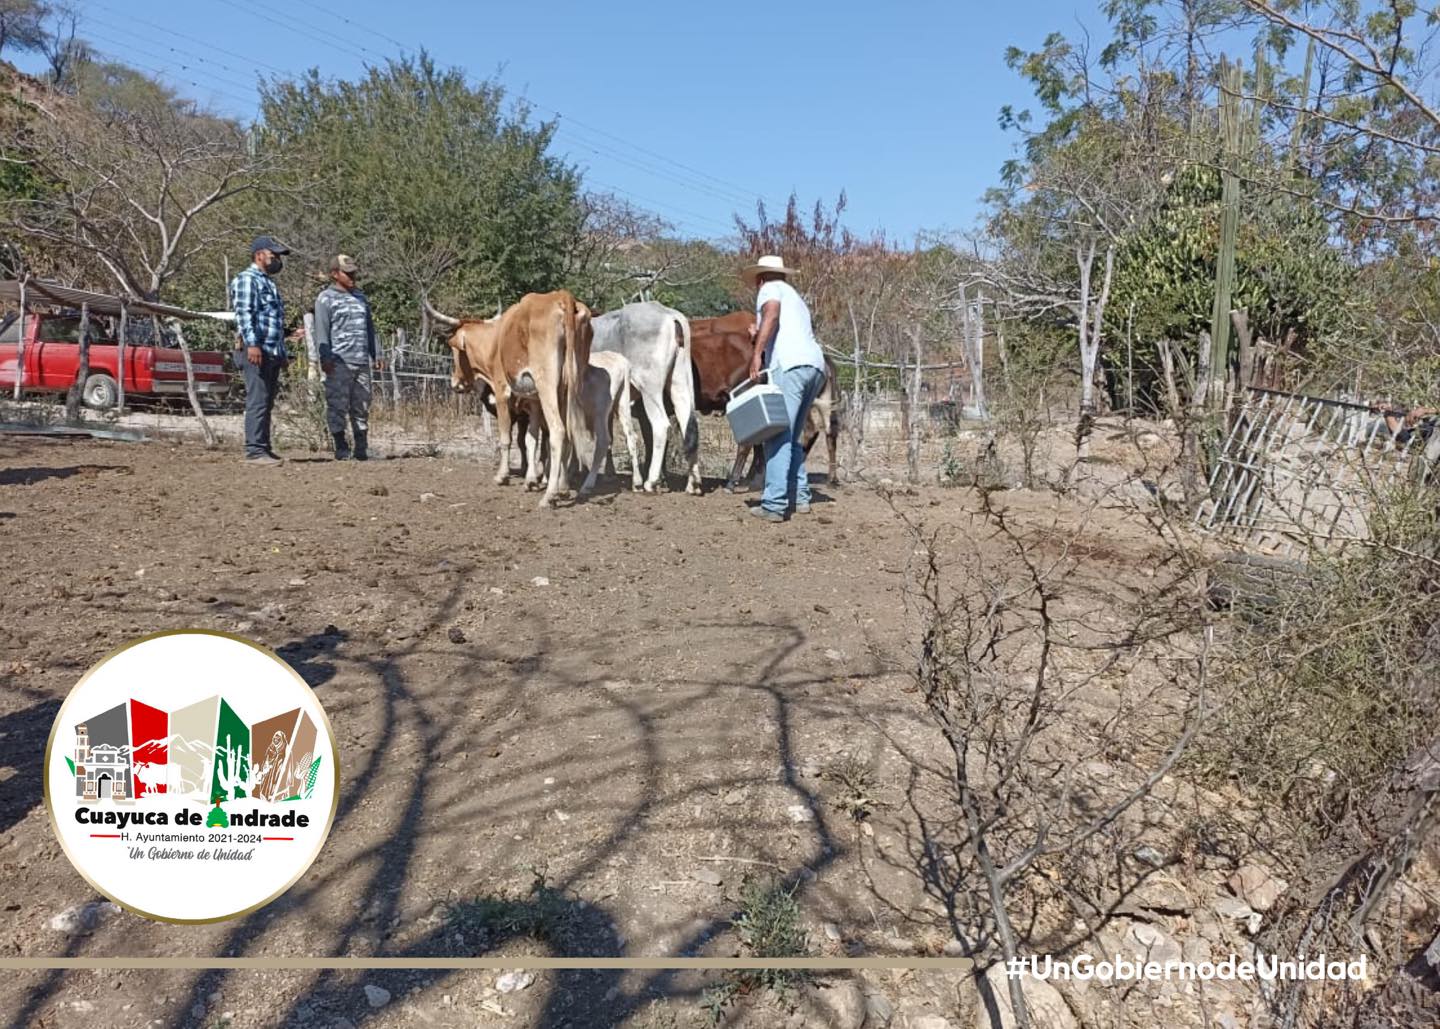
[897,486,1210,1026]
[992,329,1070,489]
[1199,479,1440,841]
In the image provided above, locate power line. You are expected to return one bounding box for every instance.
[198,0,374,66]
[87,47,256,110]
[555,123,758,207]
[84,28,259,99]
[86,13,255,85]
[92,55,730,235]
[232,0,783,209]
[546,108,775,209]
[557,127,757,208]
[290,0,413,52]
[135,0,765,233]
[584,178,735,237]
[246,2,383,64]
[90,0,291,78]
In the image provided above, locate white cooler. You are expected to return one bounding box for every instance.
[725,371,789,448]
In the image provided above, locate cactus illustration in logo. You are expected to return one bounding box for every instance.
[304,756,322,799]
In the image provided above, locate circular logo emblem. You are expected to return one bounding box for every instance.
[44,630,339,923]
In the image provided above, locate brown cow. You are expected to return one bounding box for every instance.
[446,310,637,496]
[688,312,840,492]
[426,291,590,508]
[447,315,530,470]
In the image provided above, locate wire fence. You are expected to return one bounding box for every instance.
[380,334,454,401]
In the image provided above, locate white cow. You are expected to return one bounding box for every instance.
[521,351,642,495]
[590,302,701,494]
[576,351,641,494]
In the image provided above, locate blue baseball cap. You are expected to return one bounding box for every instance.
[250,235,291,255]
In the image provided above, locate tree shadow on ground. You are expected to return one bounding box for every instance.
[275,625,348,689]
[9,571,899,1029]
[0,464,125,487]
[0,697,61,835]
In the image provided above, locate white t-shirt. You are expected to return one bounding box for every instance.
[756,279,824,373]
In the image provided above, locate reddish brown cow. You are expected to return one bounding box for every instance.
[688,312,840,491]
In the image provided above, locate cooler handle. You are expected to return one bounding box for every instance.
[728,367,771,401]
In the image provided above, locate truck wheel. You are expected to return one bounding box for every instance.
[82,373,119,409]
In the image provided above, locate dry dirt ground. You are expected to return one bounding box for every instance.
[0,430,1178,1029]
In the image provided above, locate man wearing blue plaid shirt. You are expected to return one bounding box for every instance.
[229,234,291,465]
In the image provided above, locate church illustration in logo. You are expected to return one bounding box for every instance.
[69,697,322,806]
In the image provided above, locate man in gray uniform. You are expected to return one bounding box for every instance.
[313,254,379,460]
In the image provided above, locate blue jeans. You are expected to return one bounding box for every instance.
[761,364,824,514]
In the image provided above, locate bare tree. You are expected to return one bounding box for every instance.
[561,193,671,302]
[837,252,905,475]
[1,85,270,301]
[38,1,85,90]
[1074,237,1116,434]
[0,0,48,59]
[735,191,894,330]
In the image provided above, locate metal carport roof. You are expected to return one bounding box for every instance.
[0,279,230,321]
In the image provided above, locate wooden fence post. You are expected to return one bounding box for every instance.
[1231,309,1254,390]
[1124,301,1135,418]
[165,317,217,446]
[391,329,403,406]
[850,329,866,475]
[116,302,127,412]
[907,325,923,484]
[13,276,25,401]
[970,290,988,420]
[65,301,89,423]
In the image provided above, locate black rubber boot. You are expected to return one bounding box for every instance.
[332,432,351,460]
[353,429,368,461]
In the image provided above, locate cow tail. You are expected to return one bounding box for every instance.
[670,314,699,460]
[562,298,587,455]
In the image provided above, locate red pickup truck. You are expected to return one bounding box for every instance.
[0,311,230,408]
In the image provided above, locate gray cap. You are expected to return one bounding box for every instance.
[329,254,359,274]
[250,234,291,255]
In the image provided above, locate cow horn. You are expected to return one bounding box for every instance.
[422,295,460,329]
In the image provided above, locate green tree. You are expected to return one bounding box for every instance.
[646,240,741,317]
[254,53,583,335]
[987,2,1373,415]
[1107,163,1353,405]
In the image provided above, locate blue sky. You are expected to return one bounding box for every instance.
[30,0,1111,241]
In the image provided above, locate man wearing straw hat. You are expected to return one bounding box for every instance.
[743,254,827,521]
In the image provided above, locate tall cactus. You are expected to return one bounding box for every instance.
[1287,37,1315,174]
[1207,58,1244,409]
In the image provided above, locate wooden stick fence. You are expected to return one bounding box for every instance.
[1194,386,1437,556]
